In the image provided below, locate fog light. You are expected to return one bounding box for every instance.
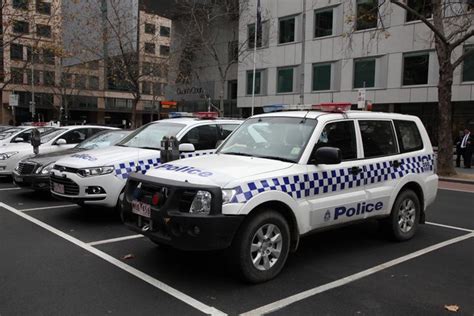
[86,186,106,194]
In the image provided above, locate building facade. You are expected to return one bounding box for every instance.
[1,0,171,126]
[237,0,474,142]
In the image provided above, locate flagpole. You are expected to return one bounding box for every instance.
[251,0,259,117]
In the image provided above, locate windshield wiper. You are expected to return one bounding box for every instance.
[221,152,254,157]
[255,155,296,163]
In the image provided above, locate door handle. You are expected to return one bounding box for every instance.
[391,160,402,168]
[350,166,363,175]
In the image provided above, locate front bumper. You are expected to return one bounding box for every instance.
[122,173,244,251]
[13,172,50,191]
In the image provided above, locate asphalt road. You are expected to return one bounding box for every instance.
[0,177,473,316]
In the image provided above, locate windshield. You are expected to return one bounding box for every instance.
[40,128,65,144]
[218,117,317,163]
[77,130,131,149]
[118,122,185,150]
[0,128,25,140]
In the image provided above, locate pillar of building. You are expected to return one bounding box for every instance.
[97,97,105,124]
[1,92,14,124]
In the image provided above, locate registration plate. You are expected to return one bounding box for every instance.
[53,182,65,194]
[132,200,151,218]
[14,176,23,183]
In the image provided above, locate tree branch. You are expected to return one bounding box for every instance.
[451,29,474,51]
[453,46,474,69]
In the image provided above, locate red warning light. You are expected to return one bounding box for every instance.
[194,112,219,119]
[317,103,352,113]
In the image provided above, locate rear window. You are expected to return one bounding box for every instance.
[394,120,423,153]
[359,120,398,158]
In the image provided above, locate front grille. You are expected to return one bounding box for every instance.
[53,165,79,173]
[179,190,196,213]
[17,162,37,175]
[50,175,80,195]
[135,182,196,213]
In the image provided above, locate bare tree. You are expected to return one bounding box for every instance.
[346,0,474,176]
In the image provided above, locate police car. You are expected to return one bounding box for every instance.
[50,115,242,208]
[121,105,438,283]
[0,126,52,147]
[0,125,114,176]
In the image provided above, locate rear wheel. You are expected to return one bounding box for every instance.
[384,189,420,241]
[231,210,290,283]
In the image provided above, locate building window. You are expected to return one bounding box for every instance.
[62,73,73,88]
[36,24,51,38]
[11,68,24,84]
[33,70,41,85]
[88,76,99,90]
[403,52,429,85]
[13,21,29,34]
[277,67,294,93]
[356,0,378,30]
[43,49,55,65]
[145,43,155,54]
[247,70,262,95]
[13,0,28,10]
[10,44,24,60]
[248,23,263,49]
[159,45,170,56]
[314,8,333,38]
[406,0,433,22]
[279,16,296,44]
[145,23,155,34]
[353,58,376,88]
[462,46,474,82]
[160,26,170,37]
[44,71,55,86]
[36,0,51,15]
[75,74,86,89]
[228,40,239,62]
[27,47,42,63]
[142,81,151,94]
[312,63,331,91]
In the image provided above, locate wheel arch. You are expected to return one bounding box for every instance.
[395,181,425,223]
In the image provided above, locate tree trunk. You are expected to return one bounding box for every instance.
[131,98,139,129]
[219,80,225,116]
[436,57,456,176]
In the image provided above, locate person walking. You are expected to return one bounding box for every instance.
[460,128,473,168]
[455,130,464,168]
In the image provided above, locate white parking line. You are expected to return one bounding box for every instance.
[241,232,474,316]
[0,202,227,316]
[88,234,144,246]
[426,221,473,233]
[21,204,78,212]
[0,187,20,191]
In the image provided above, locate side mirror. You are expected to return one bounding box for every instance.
[179,143,195,152]
[13,137,24,143]
[312,147,342,165]
[56,138,67,145]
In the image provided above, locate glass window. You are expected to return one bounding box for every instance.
[394,120,423,153]
[181,125,219,150]
[62,73,73,88]
[277,68,294,93]
[462,45,474,82]
[313,64,331,91]
[356,0,378,30]
[119,123,185,150]
[75,74,87,89]
[40,128,64,144]
[13,20,29,34]
[59,129,89,144]
[13,0,28,10]
[403,53,429,85]
[11,68,24,84]
[248,23,263,48]
[145,23,155,34]
[43,49,55,65]
[406,0,433,22]
[44,71,55,86]
[314,9,333,38]
[247,70,262,95]
[142,81,151,94]
[160,26,171,37]
[145,43,155,54]
[36,24,51,38]
[218,124,239,140]
[219,117,317,163]
[353,58,376,88]
[10,44,23,60]
[279,17,296,44]
[316,121,357,160]
[160,45,170,56]
[88,76,99,90]
[359,120,398,158]
[77,131,130,150]
[36,0,51,15]
[228,40,239,62]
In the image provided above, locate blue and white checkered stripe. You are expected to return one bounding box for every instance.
[231,154,434,203]
[180,150,216,159]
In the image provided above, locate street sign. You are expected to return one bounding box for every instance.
[9,94,19,107]
[357,89,366,109]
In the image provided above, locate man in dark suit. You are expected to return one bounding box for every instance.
[455,130,464,168]
[460,128,473,168]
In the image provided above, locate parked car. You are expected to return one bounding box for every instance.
[13,129,131,191]
[0,126,52,147]
[0,125,13,132]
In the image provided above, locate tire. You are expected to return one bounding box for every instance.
[231,209,290,283]
[384,189,420,241]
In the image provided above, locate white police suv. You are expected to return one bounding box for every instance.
[121,108,438,283]
[50,117,242,208]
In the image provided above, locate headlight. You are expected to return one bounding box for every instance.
[77,166,114,177]
[0,152,19,160]
[222,189,237,204]
[36,162,55,175]
[190,190,212,215]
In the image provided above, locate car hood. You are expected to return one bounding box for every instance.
[0,143,32,153]
[145,154,294,188]
[25,148,84,166]
[54,146,161,168]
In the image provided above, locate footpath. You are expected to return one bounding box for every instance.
[438,167,474,193]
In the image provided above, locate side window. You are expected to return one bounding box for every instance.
[89,128,106,138]
[181,125,218,150]
[359,120,398,158]
[218,124,239,140]
[316,121,357,160]
[14,130,32,143]
[60,129,88,144]
[394,120,423,153]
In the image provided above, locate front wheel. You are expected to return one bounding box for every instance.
[384,189,420,241]
[231,210,290,283]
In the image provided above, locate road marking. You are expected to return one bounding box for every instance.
[439,188,474,194]
[21,204,78,212]
[240,232,474,316]
[0,202,227,316]
[88,234,144,246]
[426,221,473,233]
[0,187,20,191]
